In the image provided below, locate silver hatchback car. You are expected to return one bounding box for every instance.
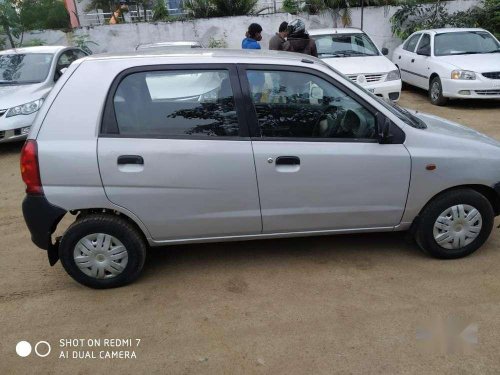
[22,49,500,288]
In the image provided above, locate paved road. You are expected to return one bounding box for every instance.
[1,88,500,374]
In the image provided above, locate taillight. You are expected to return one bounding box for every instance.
[20,140,43,195]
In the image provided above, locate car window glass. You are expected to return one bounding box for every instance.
[246,70,376,140]
[0,53,53,83]
[434,31,500,56]
[403,34,421,52]
[417,34,431,52]
[113,70,240,137]
[312,33,379,57]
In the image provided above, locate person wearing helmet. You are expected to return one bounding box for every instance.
[285,19,318,57]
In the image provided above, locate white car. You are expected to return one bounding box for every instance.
[392,28,500,105]
[0,46,87,143]
[310,28,402,101]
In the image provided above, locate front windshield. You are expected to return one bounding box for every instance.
[434,31,500,56]
[0,53,54,84]
[312,33,380,58]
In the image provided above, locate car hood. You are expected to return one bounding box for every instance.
[413,111,500,148]
[434,53,500,72]
[0,83,51,110]
[320,55,397,74]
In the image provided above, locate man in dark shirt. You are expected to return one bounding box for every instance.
[269,22,289,51]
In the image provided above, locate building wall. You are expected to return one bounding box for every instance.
[18,0,480,58]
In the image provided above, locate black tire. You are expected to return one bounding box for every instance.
[429,76,448,106]
[414,189,494,259]
[59,214,147,288]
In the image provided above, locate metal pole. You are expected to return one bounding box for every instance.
[360,0,364,30]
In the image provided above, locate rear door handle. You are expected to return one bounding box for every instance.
[275,156,300,166]
[411,58,415,63]
[117,155,144,165]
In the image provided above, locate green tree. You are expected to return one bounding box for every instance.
[184,0,258,17]
[19,0,69,30]
[152,0,169,21]
[0,0,21,48]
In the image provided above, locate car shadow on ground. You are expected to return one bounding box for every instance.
[142,232,425,279]
[0,142,23,156]
[402,86,500,109]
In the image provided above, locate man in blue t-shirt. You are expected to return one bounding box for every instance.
[242,23,263,49]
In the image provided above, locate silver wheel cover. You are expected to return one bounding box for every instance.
[433,204,482,250]
[431,81,440,101]
[73,233,128,279]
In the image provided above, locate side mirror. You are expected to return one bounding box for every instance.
[381,47,389,56]
[60,67,68,75]
[417,46,431,56]
[377,113,393,144]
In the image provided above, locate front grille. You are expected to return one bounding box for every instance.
[347,73,386,84]
[475,89,500,95]
[0,131,4,140]
[482,72,500,79]
[0,109,6,118]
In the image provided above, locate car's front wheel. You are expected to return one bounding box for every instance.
[415,189,494,259]
[59,214,147,288]
[429,76,448,106]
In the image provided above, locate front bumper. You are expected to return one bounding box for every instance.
[442,77,500,99]
[362,79,402,101]
[0,111,36,143]
[22,194,66,265]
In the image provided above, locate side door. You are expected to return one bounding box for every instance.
[411,33,432,89]
[239,65,411,233]
[98,65,262,241]
[396,33,422,85]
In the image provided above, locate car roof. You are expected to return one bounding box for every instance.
[414,27,487,34]
[309,28,365,36]
[137,41,201,48]
[0,45,69,55]
[83,48,323,65]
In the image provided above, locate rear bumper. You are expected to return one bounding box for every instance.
[22,194,66,264]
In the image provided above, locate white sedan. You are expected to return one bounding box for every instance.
[392,28,500,105]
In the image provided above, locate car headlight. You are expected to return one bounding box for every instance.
[386,69,401,81]
[6,99,44,117]
[451,70,476,80]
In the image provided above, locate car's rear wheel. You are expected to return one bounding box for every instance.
[59,214,147,288]
[429,76,448,106]
[415,189,494,259]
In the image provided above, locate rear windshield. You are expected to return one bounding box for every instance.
[0,53,54,84]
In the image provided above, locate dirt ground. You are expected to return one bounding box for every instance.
[1,87,500,374]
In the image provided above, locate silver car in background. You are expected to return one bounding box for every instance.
[0,46,87,143]
[21,49,500,288]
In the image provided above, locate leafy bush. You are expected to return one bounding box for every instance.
[282,0,300,14]
[152,0,170,21]
[391,0,500,40]
[19,0,70,30]
[21,38,46,47]
[184,0,258,17]
[72,34,99,55]
[208,33,228,47]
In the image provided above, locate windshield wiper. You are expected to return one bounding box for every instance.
[318,53,345,58]
[449,51,482,55]
[335,50,376,56]
[0,80,19,84]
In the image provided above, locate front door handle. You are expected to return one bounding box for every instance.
[117,155,144,165]
[411,58,415,63]
[276,156,300,166]
[398,55,401,59]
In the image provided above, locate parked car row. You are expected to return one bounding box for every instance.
[1,27,498,144]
